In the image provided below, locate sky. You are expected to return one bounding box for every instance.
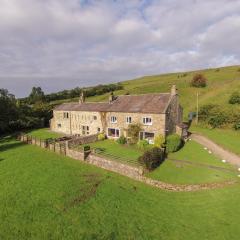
[0,0,240,97]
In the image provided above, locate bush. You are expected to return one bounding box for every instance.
[138,147,165,171]
[229,92,240,104]
[127,124,142,144]
[190,73,207,88]
[208,113,228,128]
[166,134,183,153]
[97,133,105,141]
[116,135,127,144]
[154,134,165,148]
[234,122,240,130]
[137,139,149,150]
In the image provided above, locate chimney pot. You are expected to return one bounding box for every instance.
[171,85,178,96]
[79,91,85,104]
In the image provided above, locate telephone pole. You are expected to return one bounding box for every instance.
[196,92,199,124]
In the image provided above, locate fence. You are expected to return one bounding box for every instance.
[68,134,98,148]
[92,147,141,167]
[20,134,67,155]
[19,133,144,177]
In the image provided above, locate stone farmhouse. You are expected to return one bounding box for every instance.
[50,85,183,143]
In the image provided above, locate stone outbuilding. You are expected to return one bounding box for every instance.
[50,85,183,143]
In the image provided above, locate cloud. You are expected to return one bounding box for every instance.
[0,0,239,97]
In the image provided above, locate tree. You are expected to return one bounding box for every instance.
[127,123,142,144]
[229,92,240,104]
[28,87,45,104]
[166,134,183,153]
[138,147,165,171]
[190,73,207,88]
[0,89,18,134]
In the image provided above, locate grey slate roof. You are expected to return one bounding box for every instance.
[53,93,172,114]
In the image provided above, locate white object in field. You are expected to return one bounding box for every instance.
[208,150,212,154]
[189,138,192,141]
[238,175,240,177]
[238,168,240,171]
[204,147,208,150]
[222,160,226,163]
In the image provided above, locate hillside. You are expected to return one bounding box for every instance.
[54,65,240,118]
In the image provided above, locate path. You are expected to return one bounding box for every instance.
[191,133,240,167]
[168,158,237,173]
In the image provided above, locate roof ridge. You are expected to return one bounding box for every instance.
[117,92,170,97]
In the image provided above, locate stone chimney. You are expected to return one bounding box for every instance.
[79,91,85,104]
[109,92,115,104]
[171,85,178,96]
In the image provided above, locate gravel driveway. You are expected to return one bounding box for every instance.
[191,133,240,167]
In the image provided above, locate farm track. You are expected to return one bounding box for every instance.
[168,158,237,173]
[191,133,240,167]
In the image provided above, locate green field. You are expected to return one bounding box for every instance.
[148,140,238,184]
[190,124,240,156]
[26,128,64,140]
[1,137,240,239]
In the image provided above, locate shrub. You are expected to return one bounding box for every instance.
[154,134,165,148]
[234,122,240,130]
[127,123,142,144]
[208,113,228,128]
[166,134,183,153]
[190,73,207,88]
[116,135,127,144]
[97,133,105,141]
[138,147,165,171]
[199,104,219,121]
[229,92,240,104]
[137,139,149,150]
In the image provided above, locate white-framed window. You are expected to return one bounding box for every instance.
[110,116,117,123]
[126,116,132,124]
[82,126,90,135]
[140,132,155,144]
[97,127,101,133]
[93,115,97,120]
[108,128,120,138]
[63,112,69,119]
[143,117,152,125]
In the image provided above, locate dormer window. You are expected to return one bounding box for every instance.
[143,117,152,125]
[126,116,132,124]
[110,116,117,123]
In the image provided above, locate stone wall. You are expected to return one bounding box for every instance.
[106,111,166,138]
[51,110,103,135]
[87,153,142,178]
[68,134,98,148]
[66,147,84,161]
[51,109,167,138]
[165,94,183,135]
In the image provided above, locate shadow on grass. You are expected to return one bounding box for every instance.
[0,141,25,153]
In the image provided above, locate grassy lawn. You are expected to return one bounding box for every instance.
[148,140,238,184]
[86,139,143,166]
[190,125,240,156]
[26,128,64,140]
[1,137,240,239]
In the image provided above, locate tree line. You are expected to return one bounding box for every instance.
[0,83,123,135]
[20,83,123,104]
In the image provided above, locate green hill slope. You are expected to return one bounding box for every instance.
[83,65,240,117]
